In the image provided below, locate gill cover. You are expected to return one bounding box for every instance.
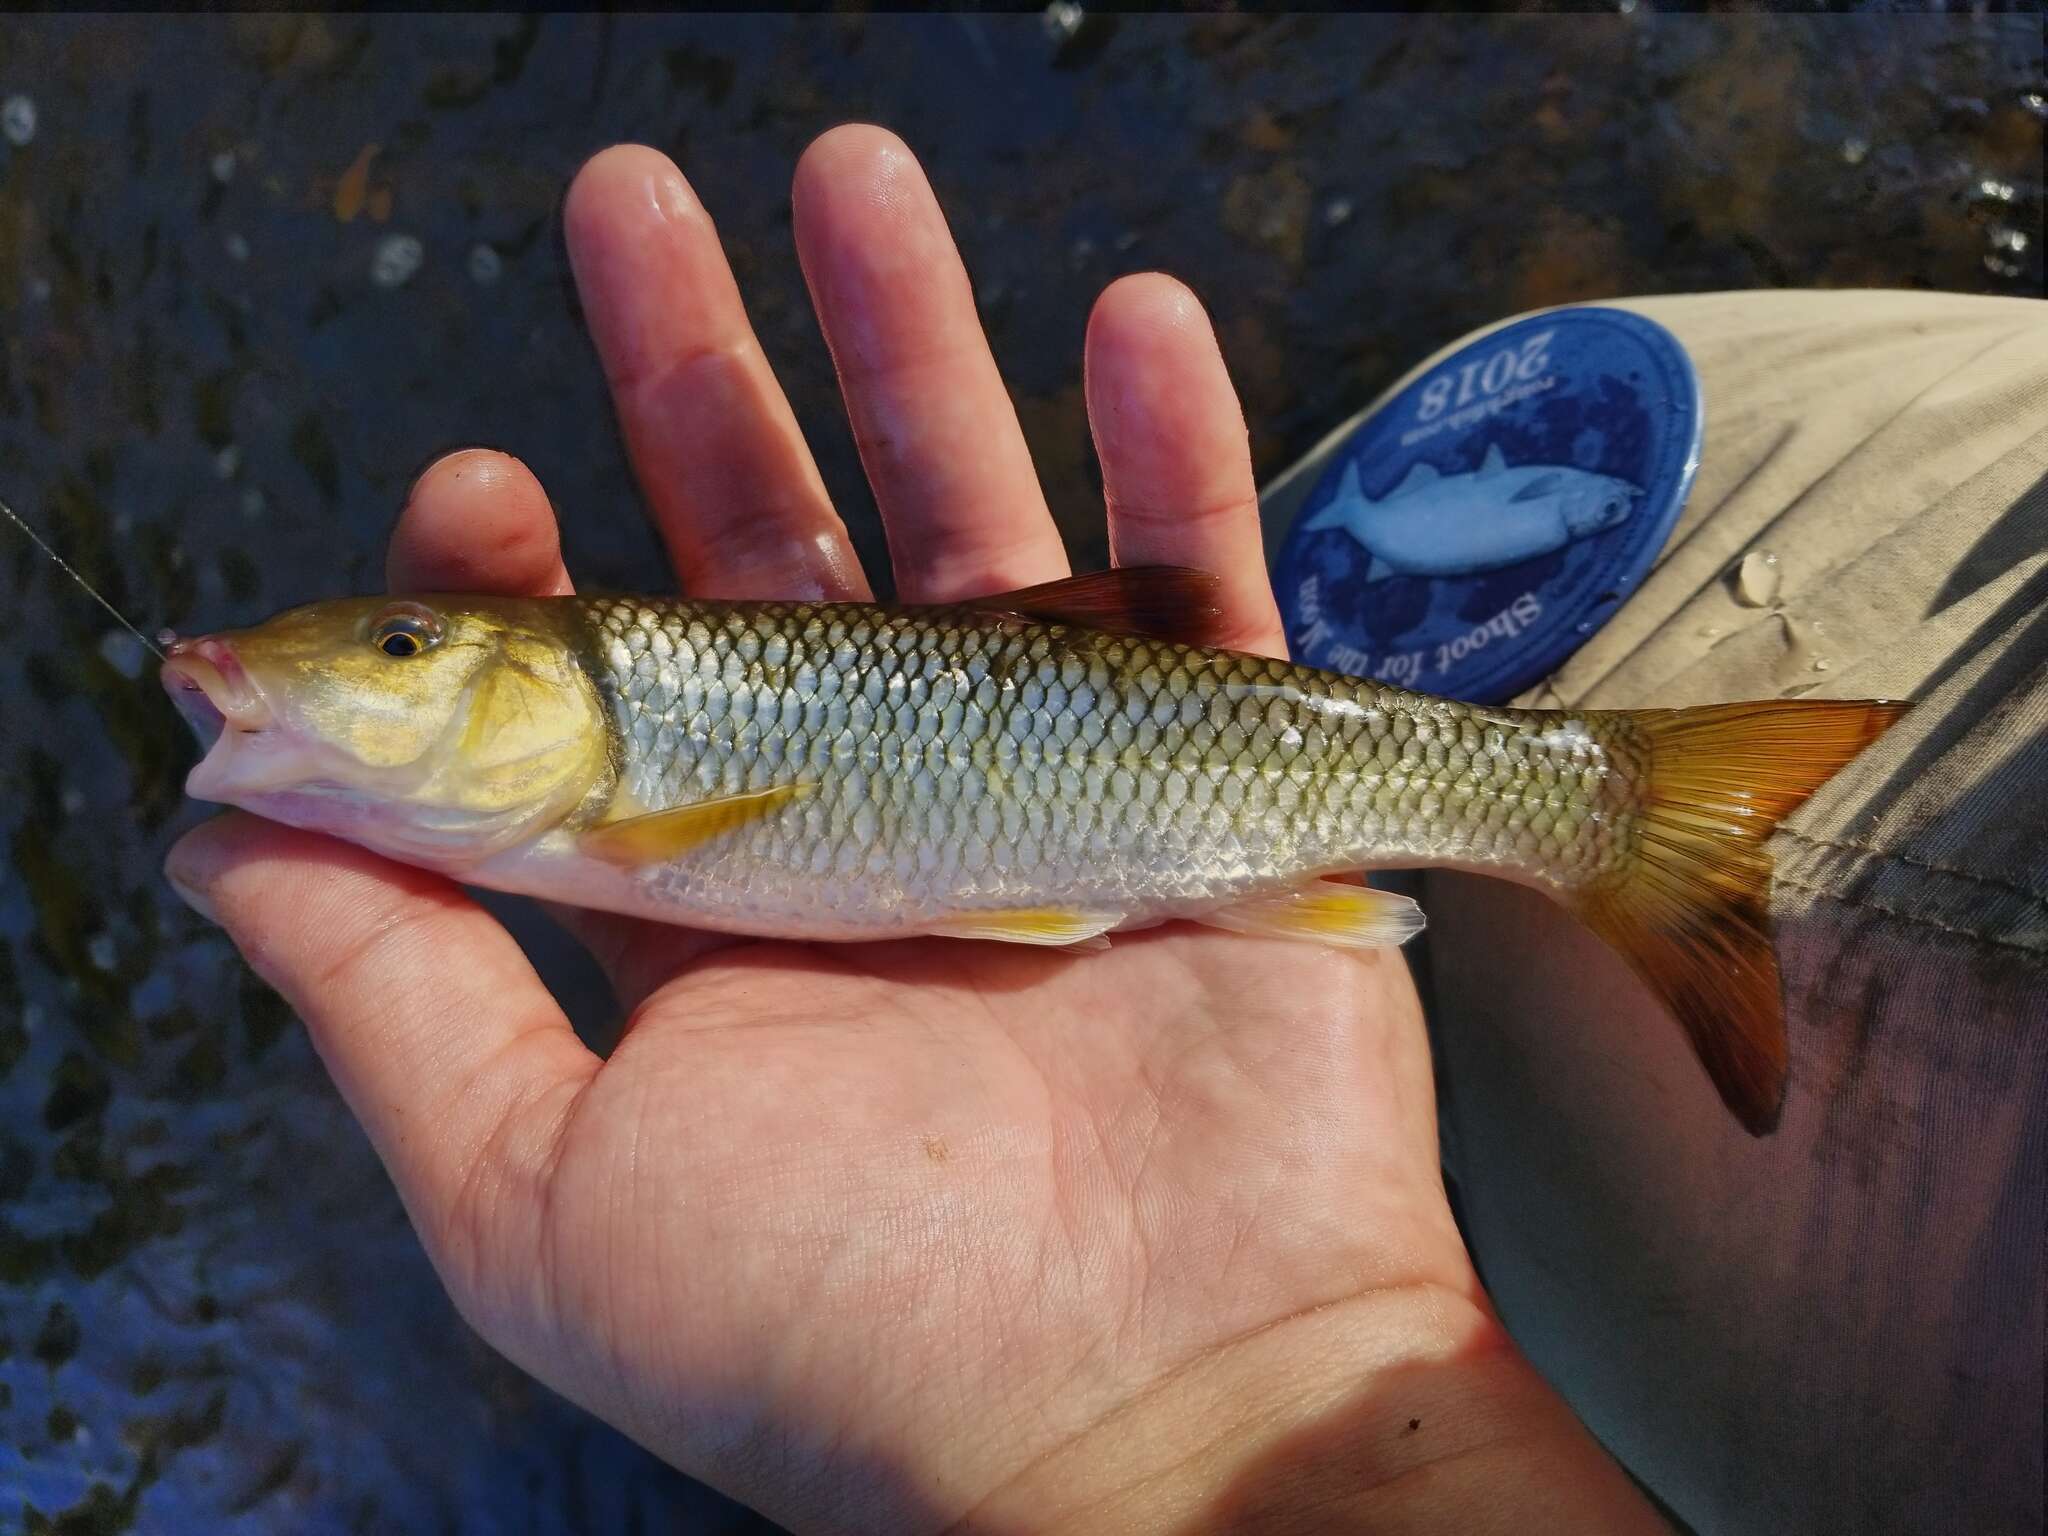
[169,597,609,860]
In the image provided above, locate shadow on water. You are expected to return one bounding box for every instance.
[0,11,2040,1532]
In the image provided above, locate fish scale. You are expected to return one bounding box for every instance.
[162,577,1906,1130]
[580,595,1630,936]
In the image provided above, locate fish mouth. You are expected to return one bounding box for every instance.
[161,637,272,741]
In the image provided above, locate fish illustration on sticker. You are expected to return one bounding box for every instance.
[1301,443,1641,583]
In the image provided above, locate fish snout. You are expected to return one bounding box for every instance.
[161,636,272,737]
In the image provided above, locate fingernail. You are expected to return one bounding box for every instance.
[645,166,698,226]
[408,446,495,502]
[165,865,219,926]
[164,832,225,926]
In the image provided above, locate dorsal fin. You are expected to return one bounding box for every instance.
[1339,458,1368,505]
[1477,444,1507,478]
[1508,472,1564,503]
[1388,462,1439,499]
[967,566,1230,647]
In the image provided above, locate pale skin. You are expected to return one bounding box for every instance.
[166,131,1670,1533]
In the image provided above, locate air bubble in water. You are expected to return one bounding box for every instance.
[97,629,148,680]
[1,95,36,147]
[371,234,424,289]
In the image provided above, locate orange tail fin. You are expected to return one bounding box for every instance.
[1574,698,1907,1135]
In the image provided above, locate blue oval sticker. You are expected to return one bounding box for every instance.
[1273,306,1700,702]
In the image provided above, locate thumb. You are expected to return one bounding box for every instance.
[167,812,597,1316]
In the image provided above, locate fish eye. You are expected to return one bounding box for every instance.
[369,607,442,659]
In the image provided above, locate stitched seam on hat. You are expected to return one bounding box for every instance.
[1774,872,2048,958]
[1778,826,2048,907]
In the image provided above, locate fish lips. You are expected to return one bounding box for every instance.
[160,636,296,801]
[162,636,269,739]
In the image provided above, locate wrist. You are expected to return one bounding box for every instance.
[963,1282,1671,1535]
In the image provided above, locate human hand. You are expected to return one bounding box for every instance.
[166,131,1667,1533]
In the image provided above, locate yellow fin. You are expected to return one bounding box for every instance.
[1576,696,1907,1136]
[929,908,1120,950]
[1199,879,1425,948]
[582,783,812,866]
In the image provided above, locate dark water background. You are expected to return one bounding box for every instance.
[0,12,2039,1533]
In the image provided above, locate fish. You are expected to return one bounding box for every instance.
[1302,445,1640,581]
[159,567,1904,1135]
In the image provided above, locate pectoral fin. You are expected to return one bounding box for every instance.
[582,783,813,866]
[1199,879,1425,948]
[929,907,1121,951]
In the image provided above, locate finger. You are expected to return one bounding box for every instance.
[564,144,867,602]
[388,449,574,595]
[1086,274,1286,658]
[386,449,727,1005]
[165,814,597,1288]
[793,124,1068,602]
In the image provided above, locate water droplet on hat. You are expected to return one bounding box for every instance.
[1732,550,1781,608]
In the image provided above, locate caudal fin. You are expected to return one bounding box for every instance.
[1574,698,1907,1135]
[1304,460,1373,533]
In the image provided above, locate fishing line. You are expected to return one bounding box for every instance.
[0,492,168,661]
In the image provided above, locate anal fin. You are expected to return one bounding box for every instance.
[1199,879,1425,949]
[582,782,812,866]
[929,907,1121,951]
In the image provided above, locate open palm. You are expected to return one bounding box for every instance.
[170,134,1636,1535]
